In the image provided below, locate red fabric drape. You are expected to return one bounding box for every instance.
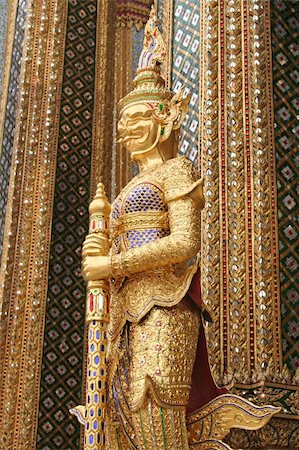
[186,269,227,414]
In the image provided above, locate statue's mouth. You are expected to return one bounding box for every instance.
[118,131,143,143]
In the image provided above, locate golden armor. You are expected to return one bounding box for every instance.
[81,5,279,449]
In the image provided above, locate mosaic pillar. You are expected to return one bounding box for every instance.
[91,0,116,198]
[161,0,298,446]
[113,26,133,197]
[0,0,68,448]
[162,0,284,384]
[199,0,282,386]
[36,2,145,448]
[197,0,298,447]
[0,0,28,254]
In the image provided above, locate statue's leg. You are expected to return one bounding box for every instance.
[108,300,199,448]
[108,363,140,449]
[108,361,190,449]
[106,419,131,449]
[131,397,189,450]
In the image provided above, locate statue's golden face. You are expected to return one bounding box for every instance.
[117,103,160,155]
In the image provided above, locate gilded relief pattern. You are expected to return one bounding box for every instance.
[248,0,282,378]
[0,0,67,448]
[225,417,299,449]
[225,0,248,377]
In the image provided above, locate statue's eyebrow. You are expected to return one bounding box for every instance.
[123,110,153,120]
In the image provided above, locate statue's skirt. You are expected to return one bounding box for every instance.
[111,269,226,414]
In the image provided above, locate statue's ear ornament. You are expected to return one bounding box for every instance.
[153,88,190,141]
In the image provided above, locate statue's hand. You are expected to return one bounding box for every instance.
[82,234,110,259]
[82,255,110,281]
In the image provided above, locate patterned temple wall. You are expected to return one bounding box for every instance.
[0,0,298,449]
[171,1,201,166]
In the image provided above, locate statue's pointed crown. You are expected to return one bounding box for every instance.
[119,3,172,112]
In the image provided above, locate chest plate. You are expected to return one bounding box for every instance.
[111,182,170,251]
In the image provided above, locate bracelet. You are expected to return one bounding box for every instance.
[109,252,124,278]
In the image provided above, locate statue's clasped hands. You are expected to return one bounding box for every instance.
[81,234,110,281]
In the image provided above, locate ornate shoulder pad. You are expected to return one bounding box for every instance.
[164,156,205,209]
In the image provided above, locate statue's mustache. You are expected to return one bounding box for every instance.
[117,129,145,143]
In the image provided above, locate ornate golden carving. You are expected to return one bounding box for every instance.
[248,0,282,374]
[187,394,280,450]
[108,157,201,341]
[82,7,208,447]
[0,1,68,448]
[111,210,169,237]
[226,417,299,449]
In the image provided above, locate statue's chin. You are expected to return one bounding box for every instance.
[130,147,152,160]
[128,143,157,159]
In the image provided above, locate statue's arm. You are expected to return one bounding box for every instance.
[109,159,204,277]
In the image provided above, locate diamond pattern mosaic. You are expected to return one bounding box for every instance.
[0,0,27,255]
[36,1,97,448]
[271,0,299,372]
[171,0,200,166]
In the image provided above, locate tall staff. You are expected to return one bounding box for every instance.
[70,182,111,449]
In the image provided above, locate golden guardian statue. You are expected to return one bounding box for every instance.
[80,5,279,449]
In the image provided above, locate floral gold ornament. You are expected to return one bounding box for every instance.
[80,4,280,448]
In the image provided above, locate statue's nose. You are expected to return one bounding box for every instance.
[117,120,124,130]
